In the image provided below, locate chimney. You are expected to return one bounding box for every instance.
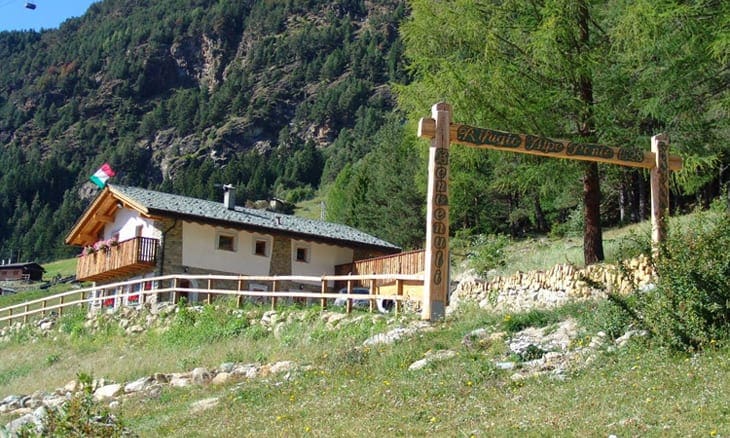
[223,184,236,210]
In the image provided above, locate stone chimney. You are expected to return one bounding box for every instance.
[223,184,235,210]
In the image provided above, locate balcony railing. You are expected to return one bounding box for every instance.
[76,237,159,282]
[335,249,425,289]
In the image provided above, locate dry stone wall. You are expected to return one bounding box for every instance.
[449,254,654,313]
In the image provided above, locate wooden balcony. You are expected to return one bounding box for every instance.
[76,237,159,282]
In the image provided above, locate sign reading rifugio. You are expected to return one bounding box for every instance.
[455,124,652,168]
[418,103,680,321]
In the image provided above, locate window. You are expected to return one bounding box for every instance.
[217,233,236,252]
[254,239,268,256]
[295,247,309,263]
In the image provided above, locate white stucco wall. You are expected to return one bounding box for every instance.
[290,239,354,278]
[181,221,272,275]
[104,208,160,241]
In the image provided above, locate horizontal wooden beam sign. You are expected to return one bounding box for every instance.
[419,119,682,171]
[418,102,683,321]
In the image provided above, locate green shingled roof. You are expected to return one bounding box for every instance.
[109,185,400,251]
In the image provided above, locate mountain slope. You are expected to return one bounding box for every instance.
[0,0,409,261]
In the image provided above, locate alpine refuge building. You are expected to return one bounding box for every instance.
[65,185,400,303]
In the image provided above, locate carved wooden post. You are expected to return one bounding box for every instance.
[421,102,451,320]
[651,134,670,253]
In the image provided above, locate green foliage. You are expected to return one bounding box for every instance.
[161,304,250,347]
[500,309,562,334]
[58,307,89,338]
[549,206,584,239]
[461,233,510,277]
[325,115,425,249]
[35,372,129,437]
[578,297,636,341]
[629,211,730,351]
[0,0,409,262]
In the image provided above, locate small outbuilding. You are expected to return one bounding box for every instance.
[0,262,45,282]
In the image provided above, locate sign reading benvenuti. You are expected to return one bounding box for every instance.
[455,124,654,168]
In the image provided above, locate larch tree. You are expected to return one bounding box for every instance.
[397,0,729,265]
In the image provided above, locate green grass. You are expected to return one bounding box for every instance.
[0,300,727,436]
[42,257,78,280]
[293,194,327,220]
[2,211,729,435]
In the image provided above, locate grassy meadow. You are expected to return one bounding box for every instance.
[0,209,728,436]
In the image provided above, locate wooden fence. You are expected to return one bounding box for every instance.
[0,272,424,327]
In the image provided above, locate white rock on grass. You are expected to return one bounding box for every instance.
[191,367,211,385]
[190,397,219,413]
[363,327,417,347]
[408,350,457,371]
[93,384,122,402]
[124,377,152,394]
[211,372,231,385]
[269,361,295,375]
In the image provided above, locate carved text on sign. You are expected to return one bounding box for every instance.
[430,147,449,288]
[454,123,649,166]
[456,125,521,149]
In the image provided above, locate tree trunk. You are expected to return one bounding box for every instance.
[577,1,604,265]
[583,162,604,264]
[533,193,548,233]
[619,178,627,224]
[638,172,648,220]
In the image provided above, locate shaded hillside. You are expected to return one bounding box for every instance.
[0,0,409,261]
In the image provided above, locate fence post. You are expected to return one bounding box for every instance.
[395,279,403,316]
[651,133,670,255]
[23,304,28,323]
[42,300,46,317]
[271,279,278,310]
[369,278,376,313]
[320,277,327,310]
[346,278,353,314]
[172,278,178,304]
[207,278,213,305]
[421,102,451,321]
[59,296,64,317]
[237,278,243,308]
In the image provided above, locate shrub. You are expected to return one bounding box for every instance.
[631,210,730,351]
[30,372,129,437]
[465,233,510,277]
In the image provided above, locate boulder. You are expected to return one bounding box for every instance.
[93,384,122,401]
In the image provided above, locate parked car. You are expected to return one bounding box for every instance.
[333,287,394,313]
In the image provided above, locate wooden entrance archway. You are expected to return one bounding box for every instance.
[418,102,682,320]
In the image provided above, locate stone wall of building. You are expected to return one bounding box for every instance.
[450,254,655,313]
[268,235,293,290]
[158,218,183,277]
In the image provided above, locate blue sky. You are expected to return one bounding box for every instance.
[0,0,98,32]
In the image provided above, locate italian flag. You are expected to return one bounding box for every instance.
[90,163,116,188]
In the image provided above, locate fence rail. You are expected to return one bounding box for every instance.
[0,272,424,326]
